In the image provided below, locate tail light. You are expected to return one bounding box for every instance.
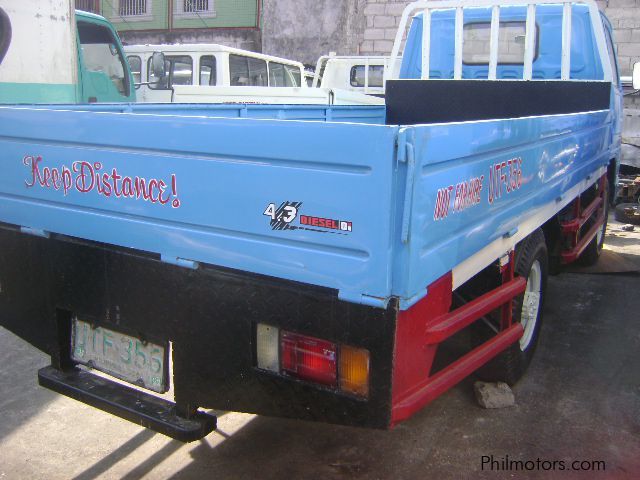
[256,323,370,398]
[281,332,337,386]
[339,345,370,397]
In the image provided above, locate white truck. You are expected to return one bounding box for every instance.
[125,43,306,102]
[312,55,401,96]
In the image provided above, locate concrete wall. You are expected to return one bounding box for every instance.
[119,29,261,52]
[358,1,406,57]
[261,0,367,66]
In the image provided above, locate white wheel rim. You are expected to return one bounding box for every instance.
[519,260,542,351]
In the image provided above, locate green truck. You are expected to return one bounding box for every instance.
[0,1,136,103]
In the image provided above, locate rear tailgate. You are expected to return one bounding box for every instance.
[0,106,400,305]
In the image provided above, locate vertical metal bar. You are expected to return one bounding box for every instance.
[454,6,464,79]
[422,9,432,79]
[500,250,516,330]
[364,57,370,93]
[587,0,612,82]
[561,2,572,80]
[488,5,500,80]
[168,0,173,31]
[385,2,415,84]
[523,3,536,80]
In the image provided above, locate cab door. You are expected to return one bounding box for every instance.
[76,18,135,103]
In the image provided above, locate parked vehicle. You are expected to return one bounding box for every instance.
[313,54,400,95]
[0,3,135,103]
[125,44,383,105]
[0,0,621,441]
[125,44,306,102]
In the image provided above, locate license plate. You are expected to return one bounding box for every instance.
[71,319,168,393]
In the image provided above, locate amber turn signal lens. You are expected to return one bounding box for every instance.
[339,345,370,398]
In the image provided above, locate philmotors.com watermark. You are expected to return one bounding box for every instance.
[481,455,606,472]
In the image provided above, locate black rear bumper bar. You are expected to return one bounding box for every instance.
[38,366,217,442]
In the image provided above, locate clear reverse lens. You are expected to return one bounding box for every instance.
[256,323,279,372]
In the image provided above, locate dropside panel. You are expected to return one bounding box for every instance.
[394,110,616,306]
[0,106,399,302]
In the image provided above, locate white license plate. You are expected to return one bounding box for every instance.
[71,319,167,393]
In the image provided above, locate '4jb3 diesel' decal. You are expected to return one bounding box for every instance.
[264,201,302,230]
[263,201,353,234]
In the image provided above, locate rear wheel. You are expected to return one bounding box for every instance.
[476,229,548,385]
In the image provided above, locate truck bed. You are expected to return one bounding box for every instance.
[0,101,617,308]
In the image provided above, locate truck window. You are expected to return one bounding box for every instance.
[462,22,537,64]
[0,6,10,65]
[127,55,141,84]
[77,21,129,96]
[248,57,268,86]
[269,62,300,87]
[148,55,193,89]
[229,54,268,86]
[199,55,216,86]
[305,73,314,87]
[350,65,384,87]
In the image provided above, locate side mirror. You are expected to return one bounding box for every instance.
[151,51,166,79]
[633,62,640,90]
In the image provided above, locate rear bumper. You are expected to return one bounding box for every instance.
[0,225,397,428]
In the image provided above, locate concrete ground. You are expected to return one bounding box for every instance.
[1,219,639,480]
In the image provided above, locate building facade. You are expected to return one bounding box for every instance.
[76,0,261,51]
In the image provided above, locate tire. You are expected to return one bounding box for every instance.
[579,181,609,266]
[614,203,640,225]
[476,229,548,385]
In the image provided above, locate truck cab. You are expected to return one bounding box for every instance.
[312,55,401,95]
[0,3,135,103]
[76,11,135,103]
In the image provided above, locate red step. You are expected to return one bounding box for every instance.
[392,323,524,425]
[560,196,603,233]
[425,277,526,345]
[561,210,606,263]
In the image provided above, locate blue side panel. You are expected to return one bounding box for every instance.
[400,5,604,81]
[0,103,620,309]
[392,110,617,305]
[0,106,397,303]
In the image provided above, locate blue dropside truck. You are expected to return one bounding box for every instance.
[0,0,621,440]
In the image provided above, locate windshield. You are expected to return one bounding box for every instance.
[77,21,129,96]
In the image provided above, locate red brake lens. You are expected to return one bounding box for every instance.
[280,331,337,387]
